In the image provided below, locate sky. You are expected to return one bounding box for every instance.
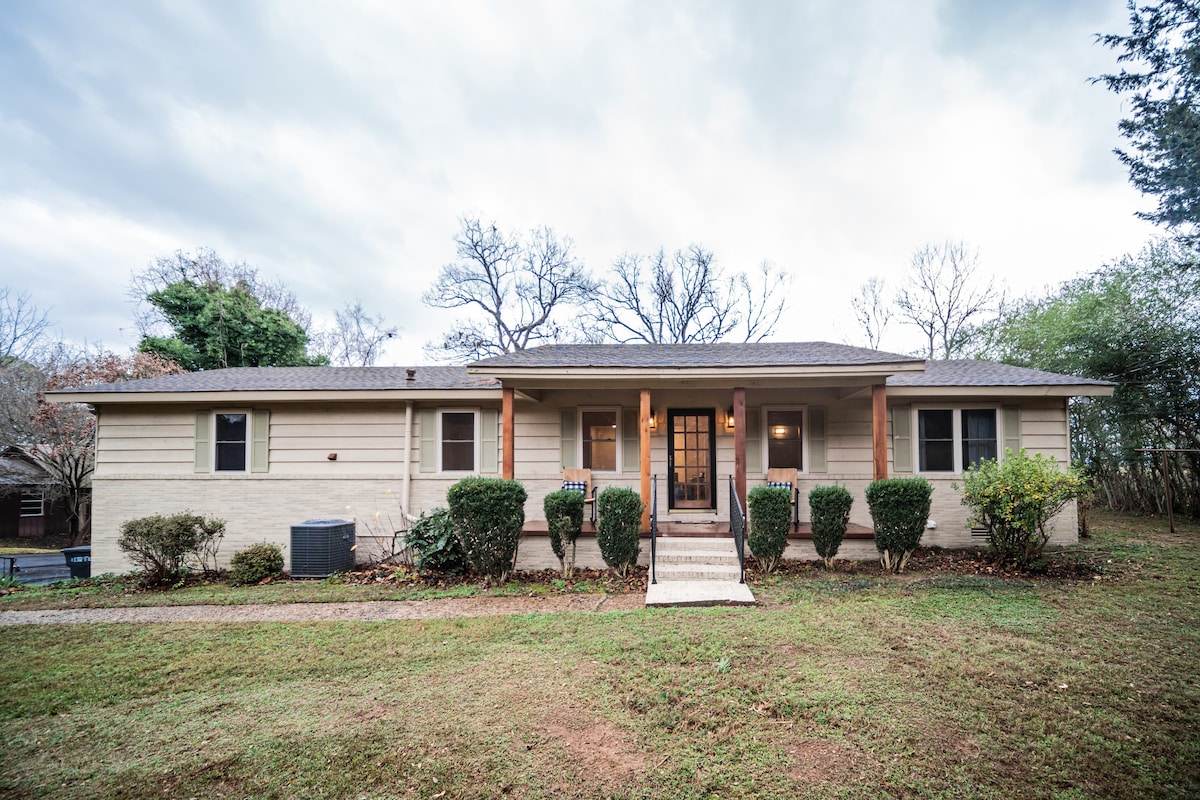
[0,0,1162,365]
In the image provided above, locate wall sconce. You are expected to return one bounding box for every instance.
[648,409,657,430]
[725,407,735,430]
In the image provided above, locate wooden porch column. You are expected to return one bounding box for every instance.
[502,387,514,480]
[872,383,888,480]
[640,389,651,531]
[733,387,746,515]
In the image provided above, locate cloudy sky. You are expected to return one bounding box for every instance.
[0,0,1160,364]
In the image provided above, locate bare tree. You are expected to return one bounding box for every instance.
[423,216,595,361]
[0,288,52,362]
[588,246,789,344]
[31,348,185,545]
[895,242,1004,359]
[130,248,313,337]
[312,301,398,366]
[851,277,893,350]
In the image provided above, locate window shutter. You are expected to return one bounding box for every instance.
[892,405,912,473]
[194,412,210,473]
[622,408,639,473]
[480,409,499,474]
[560,408,578,469]
[745,407,762,474]
[808,407,827,473]
[419,409,437,473]
[1003,406,1021,458]
[251,410,270,473]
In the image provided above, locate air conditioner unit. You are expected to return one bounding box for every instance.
[290,519,356,578]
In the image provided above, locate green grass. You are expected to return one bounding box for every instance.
[1,511,1198,798]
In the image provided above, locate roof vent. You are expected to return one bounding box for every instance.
[405,368,416,381]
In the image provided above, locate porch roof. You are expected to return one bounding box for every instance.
[885,360,1115,397]
[469,342,926,388]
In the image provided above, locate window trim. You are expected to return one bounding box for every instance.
[438,408,480,474]
[19,489,45,517]
[578,406,621,474]
[913,405,1001,474]
[212,410,251,474]
[761,405,809,474]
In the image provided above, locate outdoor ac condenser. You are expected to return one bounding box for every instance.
[289,519,356,578]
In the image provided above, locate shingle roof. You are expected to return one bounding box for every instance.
[470,342,923,369]
[49,366,496,394]
[0,447,53,486]
[887,360,1114,387]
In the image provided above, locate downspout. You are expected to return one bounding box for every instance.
[402,400,414,523]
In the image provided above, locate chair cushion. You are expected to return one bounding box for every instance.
[766,481,793,492]
[562,480,589,494]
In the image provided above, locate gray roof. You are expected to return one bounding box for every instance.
[471,342,923,369]
[0,447,53,487]
[49,366,497,394]
[887,360,1114,387]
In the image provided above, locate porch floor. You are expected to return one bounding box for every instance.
[519,521,875,539]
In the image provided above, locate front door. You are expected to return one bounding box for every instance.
[668,409,716,510]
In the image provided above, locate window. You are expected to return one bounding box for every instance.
[214,412,249,472]
[440,410,477,472]
[19,490,44,517]
[917,408,998,472]
[765,408,805,470]
[581,409,618,471]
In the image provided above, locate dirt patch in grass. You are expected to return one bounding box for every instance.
[541,713,648,785]
[785,740,861,785]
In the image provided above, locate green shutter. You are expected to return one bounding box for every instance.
[560,408,578,469]
[808,407,827,473]
[194,412,210,473]
[1003,406,1021,458]
[251,410,270,473]
[480,409,499,473]
[419,409,437,473]
[892,404,912,473]
[622,408,639,473]
[745,407,762,474]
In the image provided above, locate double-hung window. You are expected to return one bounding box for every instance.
[765,407,806,471]
[440,410,478,472]
[214,412,249,472]
[580,409,618,472]
[917,408,998,472]
[19,489,44,517]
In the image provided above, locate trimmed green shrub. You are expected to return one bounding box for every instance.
[117,512,226,586]
[958,448,1085,568]
[809,485,853,568]
[407,508,468,575]
[865,477,932,573]
[748,485,791,573]
[229,542,284,585]
[446,477,527,585]
[544,489,584,578]
[596,486,644,578]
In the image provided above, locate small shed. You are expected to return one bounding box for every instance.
[0,446,68,538]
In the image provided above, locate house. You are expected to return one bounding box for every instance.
[46,343,1114,576]
[0,445,71,539]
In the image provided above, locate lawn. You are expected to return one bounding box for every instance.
[1,512,1197,799]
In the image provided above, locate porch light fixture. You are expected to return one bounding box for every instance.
[648,409,657,430]
[726,407,735,430]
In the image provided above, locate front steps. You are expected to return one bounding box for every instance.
[644,536,756,607]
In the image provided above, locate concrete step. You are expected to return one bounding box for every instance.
[645,579,756,607]
[656,551,741,566]
[653,562,743,581]
[654,536,737,553]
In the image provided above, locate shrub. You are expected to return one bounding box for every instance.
[809,485,853,568]
[117,512,226,586]
[748,486,791,573]
[544,489,584,578]
[958,448,1085,568]
[446,477,527,585]
[596,487,643,578]
[865,477,932,573]
[230,542,284,585]
[406,508,469,575]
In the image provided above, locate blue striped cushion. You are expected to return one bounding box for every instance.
[562,480,588,493]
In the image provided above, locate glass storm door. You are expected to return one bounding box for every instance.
[668,409,716,510]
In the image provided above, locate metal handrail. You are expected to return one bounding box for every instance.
[649,474,658,585]
[728,475,746,584]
